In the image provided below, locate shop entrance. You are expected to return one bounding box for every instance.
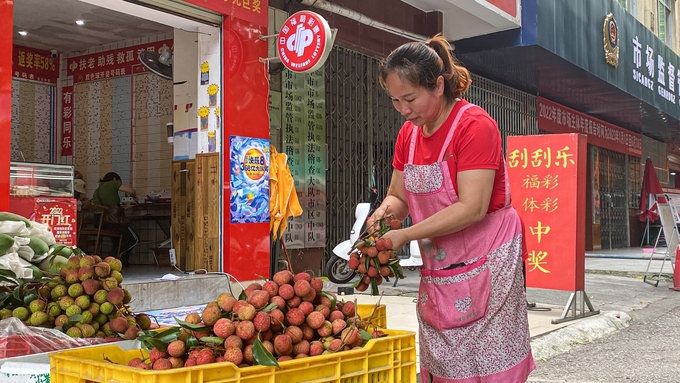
[594,147,629,249]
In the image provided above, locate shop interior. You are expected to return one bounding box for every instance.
[10,0,219,269]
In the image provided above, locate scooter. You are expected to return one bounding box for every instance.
[326,188,423,284]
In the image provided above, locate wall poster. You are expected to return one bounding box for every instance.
[229,136,270,223]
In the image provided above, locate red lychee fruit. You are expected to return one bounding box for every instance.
[315,304,331,319]
[149,347,168,364]
[261,329,273,341]
[278,284,295,300]
[292,339,310,356]
[184,357,197,367]
[109,317,128,334]
[305,311,325,330]
[298,301,314,317]
[245,281,262,292]
[223,347,243,365]
[331,318,347,335]
[224,334,243,349]
[301,289,316,303]
[253,311,271,332]
[383,237,394,249]
[341,326,362,347]
[235,320,255,340]
[166,340,186,357]
[269,295,286,310]
[247,290,270,309]
[329,310,345,322]
[261,280,279,298]
[272,270,294,286]
[320,293,337,307]
[127,357,143,367]
[196,349,216,365]
[348,257,360,270]
[309,278,324,293]
[201,305,221,326]
[217,294,237,313]
[367,266,379,278]
[213,318,236,338]
[377,251,391,265]
[286,296,302,309]
[299,324,315,341]
[274,334,293,356]
[309,340,324,356]
[243,344,254,364]
[293,280,312,298]
[375,238,386,251]
[192,326,211,340]
[153,358,173,370]
[328,338,343,352]
[168,357,184,368]
[269,309,285,331]
[106,287,125,306]
[232,300,249,314]
[379,265,392,277]
[278,355,293,362]
[293,272,311,282]
[237,303,256,321]
[317,320,333,337]
[185,312,201,324]
[341,301,356,318]
[284,325,303,344]
[285,308,305,326]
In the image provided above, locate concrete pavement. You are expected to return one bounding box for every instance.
[324,246,680,369]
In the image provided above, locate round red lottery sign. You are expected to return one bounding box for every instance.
[277,11,332,73]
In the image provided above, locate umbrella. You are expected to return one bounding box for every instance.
[639,157,664,222]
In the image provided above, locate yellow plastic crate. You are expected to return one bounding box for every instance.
[356,303,387,329]
[49,329,416,383]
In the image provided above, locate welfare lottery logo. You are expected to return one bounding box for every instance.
[277,11,333,73]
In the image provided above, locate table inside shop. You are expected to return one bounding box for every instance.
[125,202,171,239]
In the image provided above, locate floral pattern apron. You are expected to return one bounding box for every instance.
[405,104,535,382]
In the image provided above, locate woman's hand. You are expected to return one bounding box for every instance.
[381,229,410,253]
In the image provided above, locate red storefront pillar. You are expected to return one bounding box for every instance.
[222,18,271,281]
[0,1,12,211]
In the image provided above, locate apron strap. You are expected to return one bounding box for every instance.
[438,103,475,161]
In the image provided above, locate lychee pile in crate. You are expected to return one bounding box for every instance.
[0,253,151,339]
[346,216,405,295]
[126,270,386,370]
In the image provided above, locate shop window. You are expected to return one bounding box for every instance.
[658,0,673,46]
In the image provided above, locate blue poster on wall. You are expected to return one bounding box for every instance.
[229,136,270,223]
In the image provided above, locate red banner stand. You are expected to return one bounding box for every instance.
[507,133,599,324]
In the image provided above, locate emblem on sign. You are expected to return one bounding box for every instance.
[603,13,619,67]
[277,11,333,73]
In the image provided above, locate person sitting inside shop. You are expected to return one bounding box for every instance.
[92,172,139,267]
[74,178,91,212]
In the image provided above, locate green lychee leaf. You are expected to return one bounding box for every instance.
[238,290,247,301]
[68,314,83,324]
[351,279,361,289]
[252,337,279,367]
[144,337,169,352]
[173,317,212,331]
[152,327,181,343]
[261,302,278,313]
[359,329,372,341]
[370,278,378,296]
[186,336,200,347]
[320,291,337,311]
[22,292,38,307]
[256,274,267,281]
[200,336,225,344]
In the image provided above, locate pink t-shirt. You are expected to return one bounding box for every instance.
[392,99,507,212]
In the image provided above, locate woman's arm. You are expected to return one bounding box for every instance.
[384,168,495,250]
[118,184,137,198]
[368,170,409,226]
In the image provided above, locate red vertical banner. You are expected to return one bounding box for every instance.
[507,134,587,291]
[61,86,74,156]
[33,198,78,246]
[0,1,12,211]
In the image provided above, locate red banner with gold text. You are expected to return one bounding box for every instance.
[507,134,587,291]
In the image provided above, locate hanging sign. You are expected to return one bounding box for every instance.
[507,133,587,292]
[277,11,333,73]
[12,45,59,84]
[61,86,74,157]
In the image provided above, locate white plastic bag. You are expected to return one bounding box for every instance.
[0,222,29,237]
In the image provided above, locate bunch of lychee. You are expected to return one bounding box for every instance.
[123,270,380,370]
[0,255,151,340]
[346,218,405,295]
